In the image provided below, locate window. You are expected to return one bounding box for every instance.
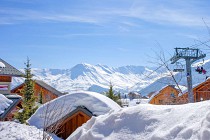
[0,85,8,90]
[159,100,163,104]
[170,93,175,98]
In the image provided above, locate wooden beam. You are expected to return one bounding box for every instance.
[0,76,11,82]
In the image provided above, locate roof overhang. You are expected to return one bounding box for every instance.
[0,94,21,120]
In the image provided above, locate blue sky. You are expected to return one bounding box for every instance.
[0,0,210,68]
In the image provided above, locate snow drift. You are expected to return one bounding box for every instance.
[0,121,52,140]
[68,101,210,140]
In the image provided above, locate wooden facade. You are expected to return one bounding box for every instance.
[149,85,180,105]
[0,59,23,93]
[150,79,210,105]
[0,76,12,82]
[33,83,58,103]
[11,80,62,103]
[0,58,23,121]
[2,102,21,121]
[48,107,92,139]
[180,78,210,103]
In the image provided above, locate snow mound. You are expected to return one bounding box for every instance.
[0,94,13,114]
[28,91,121,129]
[68,101,210,140]
[0,121,52,140]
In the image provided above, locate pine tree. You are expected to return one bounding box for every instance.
[15,58,37,123]
[105,83,122,106]
[39,89,43,104]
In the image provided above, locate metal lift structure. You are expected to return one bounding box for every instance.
[170,48,206,103]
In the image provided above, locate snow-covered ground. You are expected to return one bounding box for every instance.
[128,99,149,106]
[2,97,210,140]
[0,94,13,114]
[121,99,149,107]
[68,100,210,140]
[0,121,52,140]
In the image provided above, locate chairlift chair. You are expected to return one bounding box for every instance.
[173,62,184,72]
[195,59,207,74]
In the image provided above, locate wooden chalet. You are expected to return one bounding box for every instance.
[149,85,180,105]
[11,80,63,103]
[28,91,121,139]
[49,106,93,139]
[0,58,23,94]
[0,58,23,121]
[180,78,210,103]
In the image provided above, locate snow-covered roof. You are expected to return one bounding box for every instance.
[0,94,21,120]
[28,91,121,129]
[0,61,5,68]
[0,58,23,77]
[176,85,187,92]
[68,100,210,140]
[0,94,13,115]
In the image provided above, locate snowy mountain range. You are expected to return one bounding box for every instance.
[12,60,210,96]
[12,63,162,94]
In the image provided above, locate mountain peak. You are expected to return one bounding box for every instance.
[70,63,94,79]
[12,63,171,94]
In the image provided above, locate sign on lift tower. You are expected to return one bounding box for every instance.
[170,48,206,103]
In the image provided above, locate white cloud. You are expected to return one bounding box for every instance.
[0,8,99,25]
[0,1,209,28]
[50,33,114,38]
[123,0,210,27]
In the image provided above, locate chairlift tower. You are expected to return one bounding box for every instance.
[170,48,206,103]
